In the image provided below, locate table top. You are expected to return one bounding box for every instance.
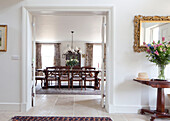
[38,68,100,72]
[133,79,170,88]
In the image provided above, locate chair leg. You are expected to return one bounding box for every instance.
[41,80,43,87]
[81,81,82,90]
[68,80,70,89]
[35,80,37,86]
[72,81,73,90]
[84,80,86,90]
[59,80,61,89]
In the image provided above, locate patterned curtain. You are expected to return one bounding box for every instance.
[104,44,106,69]
[85,43,93,66]
[54,43,61,66]
[36,43,42,69]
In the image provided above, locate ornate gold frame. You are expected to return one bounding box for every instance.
[0,25,7,52]
[133,15,170,52]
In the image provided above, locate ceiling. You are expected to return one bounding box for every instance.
[35,12,105,43]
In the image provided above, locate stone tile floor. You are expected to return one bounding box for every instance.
[0,95,169,121]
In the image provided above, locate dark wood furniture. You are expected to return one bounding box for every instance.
[65,52,81,67]
[46,67,58,88]
[133,79,170,121]
[43,67,100,89]
[58,68,70,89]
[35,69,45,87]
[71,69,83,90]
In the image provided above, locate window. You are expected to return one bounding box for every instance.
[41,44,54,69]
[93,44,102,69]
[151,27,159,43]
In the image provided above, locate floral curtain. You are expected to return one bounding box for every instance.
[54,43,61,66]
[36,43,42,76]
[104,44,106,69]
[85,43,93,66]
[36,43,42,69]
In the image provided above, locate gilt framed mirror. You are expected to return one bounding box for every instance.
[133,15,170,52]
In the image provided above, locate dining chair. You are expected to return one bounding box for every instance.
[84,70,98,90]
[71,69,83,90]
[58,68,70,89]
[35,69,45,87]
[46,66,58,88]
[82,66,96,88]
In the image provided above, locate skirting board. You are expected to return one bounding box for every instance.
[107,105,170,113]
[0,103,26,112]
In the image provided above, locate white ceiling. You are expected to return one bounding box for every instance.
[35,15,104,43]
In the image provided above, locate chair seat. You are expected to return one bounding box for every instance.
[85,77,95,81]
[60,77,69,80]
[35,76,45,80]
[72,77,82,81]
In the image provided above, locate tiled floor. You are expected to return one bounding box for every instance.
[0,95,169,121]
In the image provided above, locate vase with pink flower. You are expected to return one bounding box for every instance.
[143,37,170,80]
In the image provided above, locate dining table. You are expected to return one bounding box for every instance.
[43,69,101,89]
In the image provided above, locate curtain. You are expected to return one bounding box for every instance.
[54,43,61,66]
[36,43,42,76]
[36,43,42,69]
[85,43,93,66]
[104,44,106,69]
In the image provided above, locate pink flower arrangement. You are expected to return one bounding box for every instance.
[143,37,170,66]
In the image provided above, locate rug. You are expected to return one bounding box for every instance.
[36,88,101,95]
[11,116,112,121]
[36,82,101,95]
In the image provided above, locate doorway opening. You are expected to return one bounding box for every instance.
[21,6,114,113]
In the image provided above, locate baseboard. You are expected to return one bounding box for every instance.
[0,103,21,111]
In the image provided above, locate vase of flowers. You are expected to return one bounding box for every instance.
[66,59,79,69]
[143,37,170,79]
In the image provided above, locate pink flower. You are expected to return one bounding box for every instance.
[154,45,157,49]
[160,48,163,52]
[145,44,148,47]
[153,41,155,44]
[158,43,162,46]
[154,50,159,56]
[147,49,151,53]
[162,37,165,42]
[163,49,166,52]
[143,42,146,45]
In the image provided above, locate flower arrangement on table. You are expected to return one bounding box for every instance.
[143,37,170,79]
[66,59,79,69]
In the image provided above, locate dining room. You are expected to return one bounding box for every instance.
[33,13,107,99]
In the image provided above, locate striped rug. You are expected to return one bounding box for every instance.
[11,116,112,121]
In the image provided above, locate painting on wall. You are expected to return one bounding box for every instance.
[0,25,7,52]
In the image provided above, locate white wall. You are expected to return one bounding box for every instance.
[0,0,170,112]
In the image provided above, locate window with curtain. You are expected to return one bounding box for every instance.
[41,44,54,69]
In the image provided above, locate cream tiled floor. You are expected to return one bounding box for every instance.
[0,95,169,121]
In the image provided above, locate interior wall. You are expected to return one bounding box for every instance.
[0,0,170,112]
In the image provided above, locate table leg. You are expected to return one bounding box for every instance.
[157,88,165,113]
[140,88,170,120]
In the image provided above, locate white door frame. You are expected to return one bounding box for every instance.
[21,5,115,113]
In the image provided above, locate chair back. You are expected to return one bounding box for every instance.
[82,66,96,71]
[46,67,57,80]
[72,66,82,70]
[59,68,70,80]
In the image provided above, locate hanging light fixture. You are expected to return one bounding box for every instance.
[62,31,81,58]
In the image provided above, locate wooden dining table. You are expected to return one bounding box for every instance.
[43,69,100,89]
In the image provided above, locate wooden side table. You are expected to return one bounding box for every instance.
[133,79,170,121]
